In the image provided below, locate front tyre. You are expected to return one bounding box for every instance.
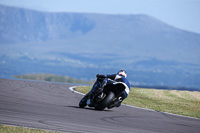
[79,94,88,108]
[95,91,115,110]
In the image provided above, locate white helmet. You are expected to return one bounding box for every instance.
[118,70,127,78]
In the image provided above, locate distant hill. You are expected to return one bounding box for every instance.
[0,4,200,89]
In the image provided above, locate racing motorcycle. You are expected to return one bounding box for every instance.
[79,77,126,110]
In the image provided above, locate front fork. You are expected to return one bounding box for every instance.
[90,78,107,96]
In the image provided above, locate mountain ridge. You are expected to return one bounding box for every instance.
[1,4,200,42]
[1,4,199,64]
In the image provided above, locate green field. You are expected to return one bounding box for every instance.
[14,74,93,85]
[0,125,59,133]
[75,86,200,118]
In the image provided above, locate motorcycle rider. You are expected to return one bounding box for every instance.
[87,70,131,108]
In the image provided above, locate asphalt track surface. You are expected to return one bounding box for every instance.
[0,79,200,133]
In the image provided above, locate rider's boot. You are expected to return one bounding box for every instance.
[108,97,123,109]
[115,97,123,107]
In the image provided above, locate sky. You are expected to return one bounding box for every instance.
[0,0,200,34]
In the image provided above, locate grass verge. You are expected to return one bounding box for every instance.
[0,125,59,133]
[75,86,200,118]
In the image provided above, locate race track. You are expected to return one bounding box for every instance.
[0,79,199,133]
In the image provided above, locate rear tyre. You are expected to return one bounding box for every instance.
[95,91,115,110]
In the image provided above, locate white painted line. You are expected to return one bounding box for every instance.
[122,104,157,112]
[69,86,200,120]
[69,86,85,95]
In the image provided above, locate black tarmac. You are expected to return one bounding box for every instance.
[0,79,199,133]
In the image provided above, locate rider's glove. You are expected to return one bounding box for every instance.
[96,74,106,78]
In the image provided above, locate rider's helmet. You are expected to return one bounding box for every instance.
[118,70,127,78]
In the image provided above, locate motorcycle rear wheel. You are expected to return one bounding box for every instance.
[95,91,115,110]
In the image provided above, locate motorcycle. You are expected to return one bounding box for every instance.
[79,77,126,110]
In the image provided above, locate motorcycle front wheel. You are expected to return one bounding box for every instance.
[79,94,88,108]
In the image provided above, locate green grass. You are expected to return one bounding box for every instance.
[0,125,59,133]
[14,74,94,85]
[75,86,200,118]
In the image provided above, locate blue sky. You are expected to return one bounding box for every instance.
[0,0,200,33]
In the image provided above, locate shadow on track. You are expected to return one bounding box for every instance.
[67,105,113,112]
